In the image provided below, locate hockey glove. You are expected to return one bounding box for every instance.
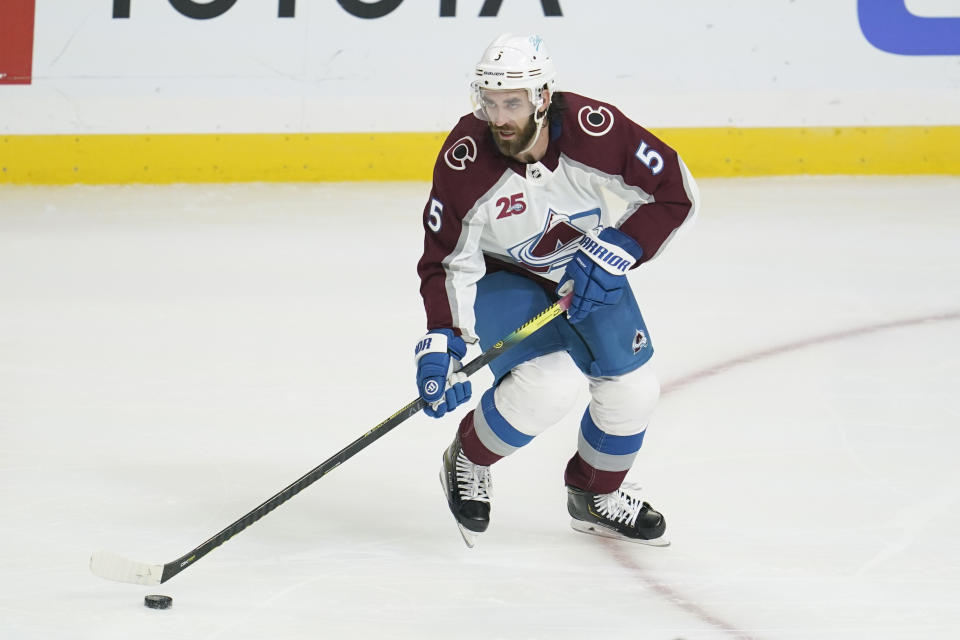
[414,328,472,419]
[557,227,643,324]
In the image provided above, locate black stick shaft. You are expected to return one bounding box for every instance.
[158,293,571,583]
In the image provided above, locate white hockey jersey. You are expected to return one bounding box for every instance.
[417,92,699,341]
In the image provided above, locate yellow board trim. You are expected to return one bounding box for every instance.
[660,126,960,177]
[1,126,957,184]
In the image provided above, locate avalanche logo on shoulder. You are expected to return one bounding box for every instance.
[507,207,601,274]
[578,106,614,137]
[444,136,478,171]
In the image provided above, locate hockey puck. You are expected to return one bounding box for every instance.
[144,594,173,609]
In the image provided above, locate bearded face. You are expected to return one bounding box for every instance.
[490,113,539,157]
[475,88,546,159]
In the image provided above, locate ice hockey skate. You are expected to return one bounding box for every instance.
[567,482,669,546]
[439,434,492,548]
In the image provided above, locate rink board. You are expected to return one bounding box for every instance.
[3,125,958,184]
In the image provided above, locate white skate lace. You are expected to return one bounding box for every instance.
[592,482,645,527]
[455,451,492,503]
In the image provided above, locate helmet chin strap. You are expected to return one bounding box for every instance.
[517,99,549,158]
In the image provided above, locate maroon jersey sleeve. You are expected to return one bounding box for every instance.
[416,179,463,333]
[416,117,506,337]
[561,93,698,263]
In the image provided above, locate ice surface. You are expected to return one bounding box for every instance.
[1,177,958,639]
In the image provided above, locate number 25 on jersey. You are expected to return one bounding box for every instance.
[496,193,527,219]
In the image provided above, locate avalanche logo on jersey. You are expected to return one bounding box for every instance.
[444,136,477,171]
[632,329,648,354]
[578,106,614,137]
[507,207,601,274]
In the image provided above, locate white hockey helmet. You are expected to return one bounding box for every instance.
[471,34,557,122]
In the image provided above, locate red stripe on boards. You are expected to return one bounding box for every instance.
[0,0,37,85]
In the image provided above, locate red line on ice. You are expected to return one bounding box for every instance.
[608,309,960,639]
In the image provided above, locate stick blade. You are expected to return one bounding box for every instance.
[90,550,164,585]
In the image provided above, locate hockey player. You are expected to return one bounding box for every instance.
[414,34,699,548]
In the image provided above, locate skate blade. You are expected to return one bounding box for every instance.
[439,466,482,549]
[457,523,481,548]
[570,519,671,547]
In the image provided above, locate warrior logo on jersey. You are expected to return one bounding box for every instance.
[507,207,601,273]
[444,136,478,171]
[578,106,614,137]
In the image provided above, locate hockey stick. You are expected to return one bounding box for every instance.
[90,292,573,586]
